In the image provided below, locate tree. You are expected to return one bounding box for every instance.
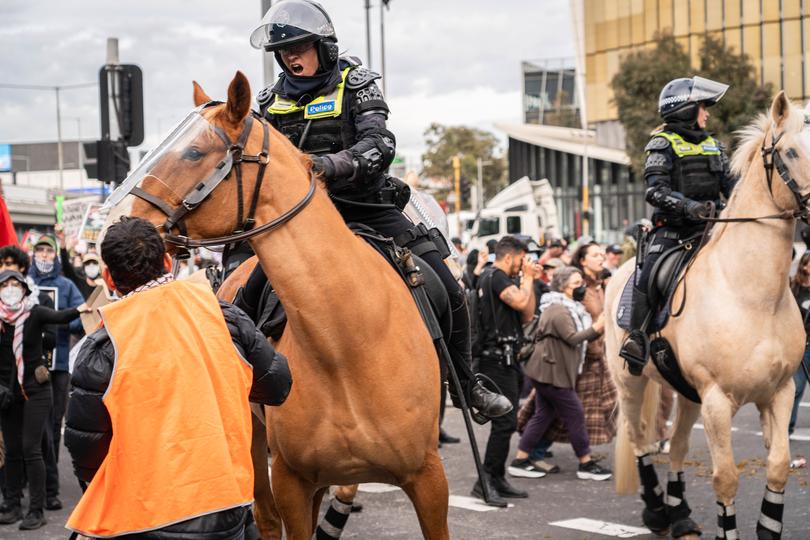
[611,33,771,172]
[420,124,506,208]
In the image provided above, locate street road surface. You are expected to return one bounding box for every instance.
[8,393,810,539]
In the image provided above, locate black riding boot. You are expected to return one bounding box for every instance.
[446,292,512,421]
[619,287,651,376]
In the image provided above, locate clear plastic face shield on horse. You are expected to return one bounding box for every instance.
[104,107,233,212]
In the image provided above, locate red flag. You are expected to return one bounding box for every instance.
[0,194,19,247]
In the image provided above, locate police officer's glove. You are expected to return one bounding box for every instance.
[685,200,712,220]
[352,148,384,179]
[310,155,335,181]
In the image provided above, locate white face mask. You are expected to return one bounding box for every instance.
[0,285,24,307]
[84,263,100,279]
[34,259,54,274]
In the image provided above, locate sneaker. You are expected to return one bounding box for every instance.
[45,496,63,511]
[507,458,547,479]
[577,460,613,481]
[529,459,560,474]
[0,503,22,524]
[19,510,46,530]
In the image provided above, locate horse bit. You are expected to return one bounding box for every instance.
[128,100,317,260]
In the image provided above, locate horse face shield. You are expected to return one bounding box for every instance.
[104,110,232,212]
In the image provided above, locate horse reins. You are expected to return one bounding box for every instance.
[127,101,317,258]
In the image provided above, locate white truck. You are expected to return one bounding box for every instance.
[468,176,560,251]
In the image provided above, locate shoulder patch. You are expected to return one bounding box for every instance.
[256,86,274,108]
[645,152,670,170]
[645,136,670,152]
[346,67,382,90]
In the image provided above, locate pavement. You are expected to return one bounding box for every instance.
[6,394,810,539]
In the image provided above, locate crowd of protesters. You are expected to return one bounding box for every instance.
[453,233,620,506]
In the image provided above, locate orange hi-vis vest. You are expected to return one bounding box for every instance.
[67,279,254,538]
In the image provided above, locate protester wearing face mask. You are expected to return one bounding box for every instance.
[27,235,84,468]
[509,266,611,481]
[0,271,87,530]
[55,229,100,301]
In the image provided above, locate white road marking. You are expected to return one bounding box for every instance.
[357,483,400,493]
[448,495,513,511]
[799,402,810,408]
[550,518,650,538]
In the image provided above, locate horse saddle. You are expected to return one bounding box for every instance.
[617,232,702,334]
[254,223,450,341]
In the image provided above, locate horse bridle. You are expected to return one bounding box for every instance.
[128,101,316,258]
[760,129,810,223]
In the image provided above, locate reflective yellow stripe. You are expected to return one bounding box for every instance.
[266,67,351,119]
[655,132,720,157]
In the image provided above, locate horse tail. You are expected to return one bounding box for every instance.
[614,378,660,495]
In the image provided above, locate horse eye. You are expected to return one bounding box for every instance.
[182,148,206,161]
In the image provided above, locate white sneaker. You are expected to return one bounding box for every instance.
[507,459,547,479]
[576,460,612,481]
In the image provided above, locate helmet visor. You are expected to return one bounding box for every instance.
[689,76,729,106]
[250,0,335,50]
[104,110,232,211]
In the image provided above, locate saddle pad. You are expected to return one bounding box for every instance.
[616,271,669,333]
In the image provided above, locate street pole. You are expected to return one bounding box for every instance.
[365,0,373,68]
[570,0,590,238]
[261,0,274,87]
[55,86,64,191]
[452,155,462,236]
[380,0,387,96]
[476,158,491,214]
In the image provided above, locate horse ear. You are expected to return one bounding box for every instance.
[225,71,252,125]
[192,81,212,107]
[770,90,790,128]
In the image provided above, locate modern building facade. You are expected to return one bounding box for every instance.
[502,1,809,241]
[522,59,580,128]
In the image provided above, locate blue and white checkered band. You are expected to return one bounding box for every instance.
[661,94,690,106]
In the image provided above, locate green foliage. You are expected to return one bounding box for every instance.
[611,33,772,172]
[420,123,506,208]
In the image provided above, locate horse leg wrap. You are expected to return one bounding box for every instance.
[716,501,738,540]
[666,471,700,537]
[755,487,784,540]
[315,496,353,540]
[637,454,669,533]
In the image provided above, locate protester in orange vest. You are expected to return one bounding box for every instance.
[64,217,292,540]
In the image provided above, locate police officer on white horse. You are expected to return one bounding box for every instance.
[619,76,736,374]
[240,0,512,420]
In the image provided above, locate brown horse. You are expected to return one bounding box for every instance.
[103,72,450,539]
[605,91,808,539]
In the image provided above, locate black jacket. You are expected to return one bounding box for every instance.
[65,300,291,539]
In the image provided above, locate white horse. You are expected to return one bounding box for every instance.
[605,91,807,540]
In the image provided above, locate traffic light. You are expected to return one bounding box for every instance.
[95,140,130,185]
[99,64,144,147]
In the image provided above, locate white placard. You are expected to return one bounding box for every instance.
[549,518,650,538]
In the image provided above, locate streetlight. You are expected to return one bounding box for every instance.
[0,82,96,192]
[380,0,392,96]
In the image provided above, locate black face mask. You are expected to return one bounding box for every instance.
[572,285,587,302]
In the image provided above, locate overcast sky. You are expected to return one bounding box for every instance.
[0,0,574,169]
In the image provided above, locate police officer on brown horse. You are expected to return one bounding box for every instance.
[240,0,511,420]
[619,76,736,375]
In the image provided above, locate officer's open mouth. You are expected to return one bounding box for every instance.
[291,63,304,74]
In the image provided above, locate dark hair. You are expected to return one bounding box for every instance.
[494,235,527,260]
[0,245,30,273]
[101,217,166,294]
[571,241,600,271]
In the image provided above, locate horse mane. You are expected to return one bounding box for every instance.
[731,102,805,179]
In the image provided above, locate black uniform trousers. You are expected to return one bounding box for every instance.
[637,224,703,295]
[477,353,521,478]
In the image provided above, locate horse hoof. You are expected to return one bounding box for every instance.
[671,517,701,538]
[642,506,670,536]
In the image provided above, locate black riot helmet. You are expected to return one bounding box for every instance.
[658,76,729,123]
[250,0,340,73]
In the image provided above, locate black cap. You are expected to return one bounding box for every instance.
[0,270,30,295]
[549,238,563,248]
[606,244,623,255]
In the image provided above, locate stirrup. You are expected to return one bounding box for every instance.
[620,330,650,376]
